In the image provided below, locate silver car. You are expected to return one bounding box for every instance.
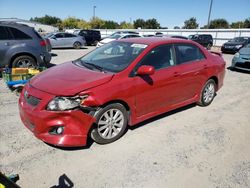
[45,32,86,49]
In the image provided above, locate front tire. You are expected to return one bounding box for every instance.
[91,103,128,144]
[198,79,216,106]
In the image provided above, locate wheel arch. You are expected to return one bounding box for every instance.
[208,76,218,90]
[100,99,132,125]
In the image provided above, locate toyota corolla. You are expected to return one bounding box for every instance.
[19,37,225,147]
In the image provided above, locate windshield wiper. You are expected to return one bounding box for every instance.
[84,62,106,73]
[77,60,106,73]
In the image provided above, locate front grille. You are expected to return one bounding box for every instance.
[25,94,41,106]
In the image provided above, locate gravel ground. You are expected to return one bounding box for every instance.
[0,48,250,188]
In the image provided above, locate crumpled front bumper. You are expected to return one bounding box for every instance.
[18,84,96,147]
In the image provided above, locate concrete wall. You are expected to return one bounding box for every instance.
[99,29,250,46]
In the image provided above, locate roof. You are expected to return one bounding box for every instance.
[0,21,31,28]
[119,37,192,45]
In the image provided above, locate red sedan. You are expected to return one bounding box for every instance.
[19,37,225,147]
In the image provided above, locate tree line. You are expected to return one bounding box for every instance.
[30,15,250,30]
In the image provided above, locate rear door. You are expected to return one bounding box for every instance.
[0,26,13,67]
[174,43,208,102]
[64,33,76,47]
[80,30,90,44]
[134,44,181,117]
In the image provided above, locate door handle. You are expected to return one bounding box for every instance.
[4,42,10,46]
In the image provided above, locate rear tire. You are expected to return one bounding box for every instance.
[12,55,36,68]
[90,103,128,144]
[198,79,216,106]
[73,42,81,49]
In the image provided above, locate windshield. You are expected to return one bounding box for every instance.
[44,33,54,38]
[77,41,148,73]
[246,44,250,48]
[188,35,195,39]
[109,34,122,39]
[110,32,120,37]
[231,37,247,42]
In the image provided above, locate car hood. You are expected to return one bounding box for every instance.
[30,62,114,96]
[224,41,244,46]
[239,47,250,55]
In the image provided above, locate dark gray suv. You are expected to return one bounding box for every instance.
[0,22,51,68]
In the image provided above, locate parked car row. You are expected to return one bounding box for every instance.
[221,37,250,53]
[97,33,142,47]
[1,21,249,72]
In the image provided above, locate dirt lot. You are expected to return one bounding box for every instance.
[0,48,250,188]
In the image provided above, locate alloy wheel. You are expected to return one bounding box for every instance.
[97,109,124,139]
[203,82,215,104]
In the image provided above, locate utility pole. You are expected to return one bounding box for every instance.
[207,0,213,28]
[93,5,97,19]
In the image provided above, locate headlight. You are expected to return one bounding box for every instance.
[47,95,88,111]
[235,44,243,49]
[234,52,240,58]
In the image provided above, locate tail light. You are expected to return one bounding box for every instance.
[45,38,51,45]
[40,40,47,46]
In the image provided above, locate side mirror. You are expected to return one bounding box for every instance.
[51,36,57,40]
[137,65,155,76]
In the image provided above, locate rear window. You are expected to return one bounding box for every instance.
[175,43,205,64]
[0,26,13,40]
[9,27,32,40]
[34,30,43,39]
[64,33,76,38]
[93,30,100,35]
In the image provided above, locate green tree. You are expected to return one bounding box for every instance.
[182,17,199,29]
[30,15,61,26]
[89,17,105,29]
[103,20,119,29]
[145,18,160,29]
[243,18,250,28]
[134,19,146,29]
[174,26,180,29]
[230,21,244,28]
[119,21,134,29]
[208,18,229,29]
[61,17,80,28]
[77,20,90,29]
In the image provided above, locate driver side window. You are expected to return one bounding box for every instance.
[139,44,176,70]
[55,33,64,38]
